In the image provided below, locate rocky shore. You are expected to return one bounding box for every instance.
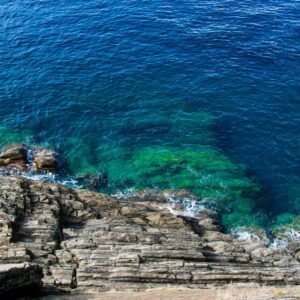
[0,174,299,297]
[0,143,299,297]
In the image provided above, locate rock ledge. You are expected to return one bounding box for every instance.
[0,176,299,295]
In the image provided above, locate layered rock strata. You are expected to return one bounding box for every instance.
[0,176,299,295]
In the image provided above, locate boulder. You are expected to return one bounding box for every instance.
[33,147,58,172]
[0,144,28,169]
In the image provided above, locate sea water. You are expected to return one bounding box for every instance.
[0,0,299,238]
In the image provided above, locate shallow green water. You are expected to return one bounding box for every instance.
[0,0,299,241]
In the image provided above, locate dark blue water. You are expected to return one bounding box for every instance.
[0,0,299,231]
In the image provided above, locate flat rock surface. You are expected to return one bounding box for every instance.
[43,285,300,300]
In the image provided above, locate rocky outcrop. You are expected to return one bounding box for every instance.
[33,147,58,172]
[0,176,299,296]
[0,144,58,173]
[0,144,28,170]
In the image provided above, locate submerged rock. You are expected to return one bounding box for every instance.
[0,175,299,296]
[76,172,109,190]
[0,144,28,169]
[105,146,263,231]
[33,147,58,172]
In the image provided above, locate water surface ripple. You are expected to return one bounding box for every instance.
[0,0,299,231]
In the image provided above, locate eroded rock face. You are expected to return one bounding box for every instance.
[0,176,299,295]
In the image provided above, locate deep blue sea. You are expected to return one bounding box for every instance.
[0,0,299,234]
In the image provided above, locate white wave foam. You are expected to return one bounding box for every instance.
[232,228,269,245]
[270,228,300,249]
[5,170,82,189]
[111,189,205,218]
[233,226,300,249]
[283,227,300,241]
[24,173,82,189]
[164,196,205,218]
[269,238,288,250]
[111,188,136,200]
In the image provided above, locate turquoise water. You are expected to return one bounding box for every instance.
[0,1,299,234]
